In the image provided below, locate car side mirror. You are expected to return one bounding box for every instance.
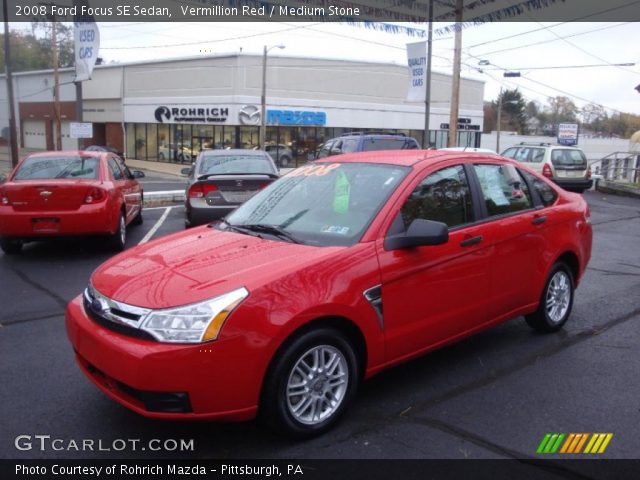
[131,170,145,178]
[180,167,192,176]
[384,219,449,250]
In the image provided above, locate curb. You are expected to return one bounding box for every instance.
[596,180,640,199]
[144,190,185,208]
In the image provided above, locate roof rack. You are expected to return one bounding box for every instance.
[340,131,406,137]
[518,142,553,146]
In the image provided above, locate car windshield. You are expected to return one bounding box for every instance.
[551,149,587,167]
[223,162,409,247]
[198,154,274,175]
[14,156,99,180]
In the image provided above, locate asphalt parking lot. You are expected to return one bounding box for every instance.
[1,191,639,463]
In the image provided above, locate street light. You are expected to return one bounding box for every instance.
[260,44,285,150]
[496,89,519,153]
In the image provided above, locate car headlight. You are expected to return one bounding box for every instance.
[140,287,248,343]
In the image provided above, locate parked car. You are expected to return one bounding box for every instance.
[84,145,127,163]
[66,150,592,437]
[440,147,497,154]
[0,150,144,254]
[315,132,420,159]
[501,142,593,193]
[263,144,294,167]
[183,149,279,227]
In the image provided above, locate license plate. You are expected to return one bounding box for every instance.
[558,170,582,178]
[32,218,60,232]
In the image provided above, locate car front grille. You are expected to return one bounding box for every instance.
[83,285,156,341]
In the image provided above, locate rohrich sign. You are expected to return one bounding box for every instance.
[153,106,229,124]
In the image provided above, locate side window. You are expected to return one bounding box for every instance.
[317,140,334,159]
[521,170,558,207]
[400,165,473,229]
[473,164,533,217]
[341,139,358,153]
[501,147,518,159]
[530,148,545,163]
[108,157,124,180]
[513,148,530,163]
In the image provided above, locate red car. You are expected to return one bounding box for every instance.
[66,151,592,437]
[0,150,144,254]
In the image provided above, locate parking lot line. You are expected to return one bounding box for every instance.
[139,206,174,245]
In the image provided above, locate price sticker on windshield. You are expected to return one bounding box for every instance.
[288,163,341,177]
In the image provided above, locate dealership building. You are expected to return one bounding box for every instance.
[1,53,485,165]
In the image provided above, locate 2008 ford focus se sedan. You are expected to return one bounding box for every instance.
[66,151,592,437]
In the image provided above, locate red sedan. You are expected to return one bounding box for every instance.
[0,150,144,254]
[66,151,592,437]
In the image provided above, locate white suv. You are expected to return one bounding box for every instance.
[501,143,592,193]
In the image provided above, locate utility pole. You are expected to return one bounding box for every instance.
[3,0,19,167]
[496,88,503,153]
[447,0,463,147]
[73,0,83,149]
[423,0,434,149]
[51,18,62,150]
[260,45,267,150]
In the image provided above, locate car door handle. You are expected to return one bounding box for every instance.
[532,215,547,225]
[460,235,483,247]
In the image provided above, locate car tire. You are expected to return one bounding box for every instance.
[0,237,23,255]
[107,211,127,252]
[132,205,143,225]
[525,262,574,333]
[280,156,291,167]
[260,327,359,438]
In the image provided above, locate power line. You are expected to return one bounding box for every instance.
[529,21,640,77]
[484,62,636,72]
[472,22,632,57]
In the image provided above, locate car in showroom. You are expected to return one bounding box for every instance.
[501,142,593,192]
[315,132,420,159]
[0,150,144,254]
[66,150,592,437]
[183,149,279,227]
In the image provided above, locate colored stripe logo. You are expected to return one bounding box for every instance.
[537,433,613,454]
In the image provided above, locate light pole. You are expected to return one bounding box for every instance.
[260,44,285,150]
[496,89,519,153]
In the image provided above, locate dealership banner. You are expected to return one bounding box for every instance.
[74,12,100,82]
[406,41,427,103]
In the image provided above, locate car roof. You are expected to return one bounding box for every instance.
[25,150,104,158]
[200,149,268,156]
[315,149,503,167]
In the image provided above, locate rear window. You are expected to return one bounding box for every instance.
[198,154,275,175]
[14,156,99,180]
[551,149,586,167]
[362,138,418,152]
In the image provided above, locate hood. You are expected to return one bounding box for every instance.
[91,226,341,308]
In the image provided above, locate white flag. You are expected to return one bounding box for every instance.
[74,20,100,82]
[406,41,427,102]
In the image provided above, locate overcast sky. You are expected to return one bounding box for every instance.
[10,20,640,115]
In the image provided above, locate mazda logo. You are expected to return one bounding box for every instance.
[91,298,106,313]
[154,106,171,123]
[238,105,261,126]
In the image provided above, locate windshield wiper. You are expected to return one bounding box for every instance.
[218,222,302,244]
[197,172,278,180]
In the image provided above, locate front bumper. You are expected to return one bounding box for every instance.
[65,296,260,420]
[0,203,114,238]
